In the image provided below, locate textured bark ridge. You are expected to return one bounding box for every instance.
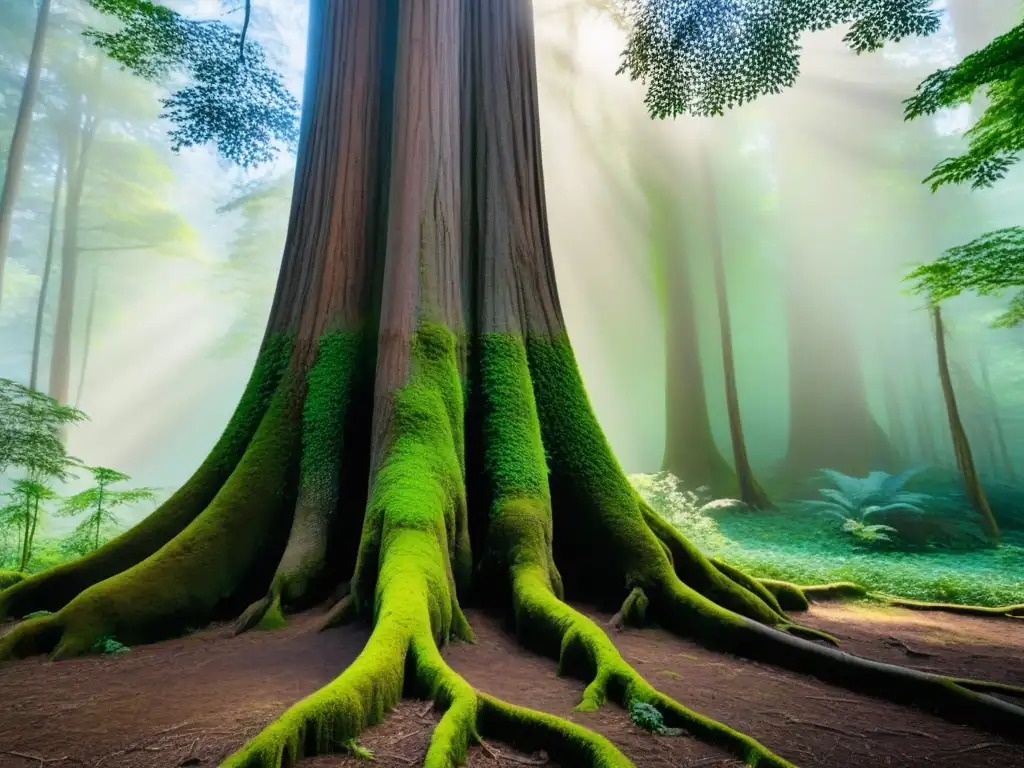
[2,2,1023,766]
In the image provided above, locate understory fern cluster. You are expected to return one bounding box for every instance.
[630,471,1024,607]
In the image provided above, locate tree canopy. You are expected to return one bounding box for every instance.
[85,0,299,166]
[618,0,941,117]
[904,17,1024,325]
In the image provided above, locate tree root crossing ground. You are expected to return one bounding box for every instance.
[1,2,1023,767]
[1,604,1023,767]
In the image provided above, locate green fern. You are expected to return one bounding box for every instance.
[629,700,682,736]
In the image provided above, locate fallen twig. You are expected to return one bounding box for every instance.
[0,751,70,765]
[883,636,934,658]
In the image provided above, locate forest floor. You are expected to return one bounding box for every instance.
[1,603,1023,768]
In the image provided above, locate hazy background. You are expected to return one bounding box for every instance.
[1,0,1021,531]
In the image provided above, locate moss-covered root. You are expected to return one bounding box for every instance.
[637,502,787,627]
[753,579,810,612]
[650,576,1024,739]
[509,565,794,767]
[609,587,649,630]
[877,595,1024,618]
[478,694,634,768]
[236,334,362,635]
[0,380,302,663]
[0,337,292,622]
[0,570,24,590]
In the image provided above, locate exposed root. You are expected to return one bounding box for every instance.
[609,587,648,630]
[235,333,365,636]
[876,595,1024,618]
[477,694,632,767]
[709,558,789,618]
[1,380,302,663]
[0,338,292,621]
[799,583,868,602]
[479,333,793,766]
[648,575,1024,739]
[752,579,809,612]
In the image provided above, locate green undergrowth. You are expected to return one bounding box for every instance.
[632,473,1024,607]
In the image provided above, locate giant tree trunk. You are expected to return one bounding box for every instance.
[3,2,1023,765]
[701,150,771,509]
[0,0,52,307]
[931,306,1000,540]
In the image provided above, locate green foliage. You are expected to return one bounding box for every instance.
[631,471,726,552]
[904,226,1024,327]
[800,467,987,549]
[904,20,1024,191]
[343,740,374,761]
[618,0,940,118]
[629,700,683,736]
[638,485,1024,608]
[56,465,157,555]
[0,379,86,479]
[0,570,25,589]
[1,477,59,570]
[90,635,130,655]
[85,0,298,166]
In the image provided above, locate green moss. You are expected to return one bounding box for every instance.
[300,333,360,507]
[0,371,302,661]
[0,335,293,620]
[473,333,791,767]
[224,323,478,767]
[256,594,287,631]
[251,332,364,623]
[754,578,810,612]
[0,571,24,590]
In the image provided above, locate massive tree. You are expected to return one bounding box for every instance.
[3,1,1024,766]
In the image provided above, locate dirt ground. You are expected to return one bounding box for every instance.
[1,603,1022,768]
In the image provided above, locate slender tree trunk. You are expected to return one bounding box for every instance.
[0,0,53,307]
[93,485,105,552]
[932,306,999,539]
[18,498,30,571]
[702,150,771,509]
[74,269,99,409]
[880,367,909,461]
[976,345,1015,481]
[49,108,98,406]
[30,150,65,391]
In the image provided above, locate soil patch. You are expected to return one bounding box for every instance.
[0,604,1020,767]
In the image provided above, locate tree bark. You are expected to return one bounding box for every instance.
[3,3,1023,763]
[48,103,98,406]
[701,149,771,509]
[976,345,1015,480]
[652,181,737,496]
[73,269,99,409]
[0,0,53,308]
[931,306,999,539]
[30,148,65,391]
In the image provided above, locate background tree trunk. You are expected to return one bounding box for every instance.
[0,0,53,307]
[932,305,999,539]
[74,268,98,409]
[30,148,65,391]
[653,185,737,496]
[976,345,1015,480]
[702,148,771,508]
[48,102,98,406]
